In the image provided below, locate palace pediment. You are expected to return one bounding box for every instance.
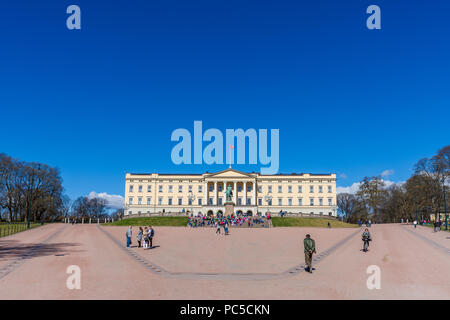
[204,168,256,179]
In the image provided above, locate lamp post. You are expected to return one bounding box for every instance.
[414,195,418,226]
[443,176,448,231]
[264,194,273,215]
[188,192,196,217]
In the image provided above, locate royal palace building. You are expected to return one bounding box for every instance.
[124,168,337,217]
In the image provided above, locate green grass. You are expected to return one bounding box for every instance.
[0,223,42,238]
[271,217,358,228]
[104,216,188,227]
[105,216,357,228]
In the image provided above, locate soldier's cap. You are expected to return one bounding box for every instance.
[306,234,310,238]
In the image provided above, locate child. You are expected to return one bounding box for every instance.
[216,221,221,234]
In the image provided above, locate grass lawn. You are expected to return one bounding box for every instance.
[105,216,357,228]
[105,216,188,227]
[271,217,358,228]
[0,223,43,238]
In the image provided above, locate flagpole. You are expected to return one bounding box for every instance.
[229,145,231,169]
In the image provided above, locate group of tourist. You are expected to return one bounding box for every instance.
[400,218,447,231]
[125,225,155,249]
[357,219,372,227]
[187,212,272,230]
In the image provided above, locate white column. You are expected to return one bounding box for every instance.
[253,182,256,205]
[214,181,218,205]
[243,181,247,206]
[204,181,208,205]
[233,181,237,204]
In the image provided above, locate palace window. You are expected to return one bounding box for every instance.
[147,197,151,205]
[328,186,332,193]
[258,186,262,193]
[328,198,332,205]
[138,185,142,193]
[188,198,192,205]
[318,186,323,193]
[247,198,251,205]
[219,185,223,192]
[168,185,173,193]
[147,185,152,192]
[310,198,314,206]
[168,198,172,205]
[298,186,302,193]
[288,186,292,193]
[278,186,282,193]
[179,186,183,193]
[129,197,133,205]
[188,185,192,192]
[209,197,213,205]
[238,185,242,192]
[288,198,292,206]
[198,186,202,193]
[310,186,314,193]
[268,186,272,193]
[319,198,323,206]
[159,186,163,192]
[198,198,202,205]
[258,198,262,206]
[268,199,272,206]
[247,185,251,192]
[178,198,182,205]
[129,185,134,193]
[218,198,223,205]
[238,198,242,205]
[278,198,283,206]
[158,197,163,205]
[298,198,303,206]
[138,197,142,205]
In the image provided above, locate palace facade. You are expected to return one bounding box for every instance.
[124,169,337,217]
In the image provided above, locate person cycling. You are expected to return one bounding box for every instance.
[362,228,371,252]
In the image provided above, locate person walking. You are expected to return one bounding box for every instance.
[413,220,417,229]
[327,222,331,228]
[126,226,132,248]
[303,234,316,273]
[216,221,221,234]
[137,227,143,248]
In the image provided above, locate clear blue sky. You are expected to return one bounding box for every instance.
[0,0,449,202]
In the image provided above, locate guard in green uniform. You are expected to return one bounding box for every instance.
[304,234,316,273]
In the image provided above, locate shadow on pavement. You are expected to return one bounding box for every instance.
[0,241,83,260]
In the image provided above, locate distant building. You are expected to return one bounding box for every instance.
[124,168,337,217]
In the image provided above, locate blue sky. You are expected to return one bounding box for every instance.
[0,0,449,206]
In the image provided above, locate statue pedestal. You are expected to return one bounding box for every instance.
[224,202,235,216]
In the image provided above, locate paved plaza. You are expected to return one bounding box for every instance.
[0,223,449,299]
